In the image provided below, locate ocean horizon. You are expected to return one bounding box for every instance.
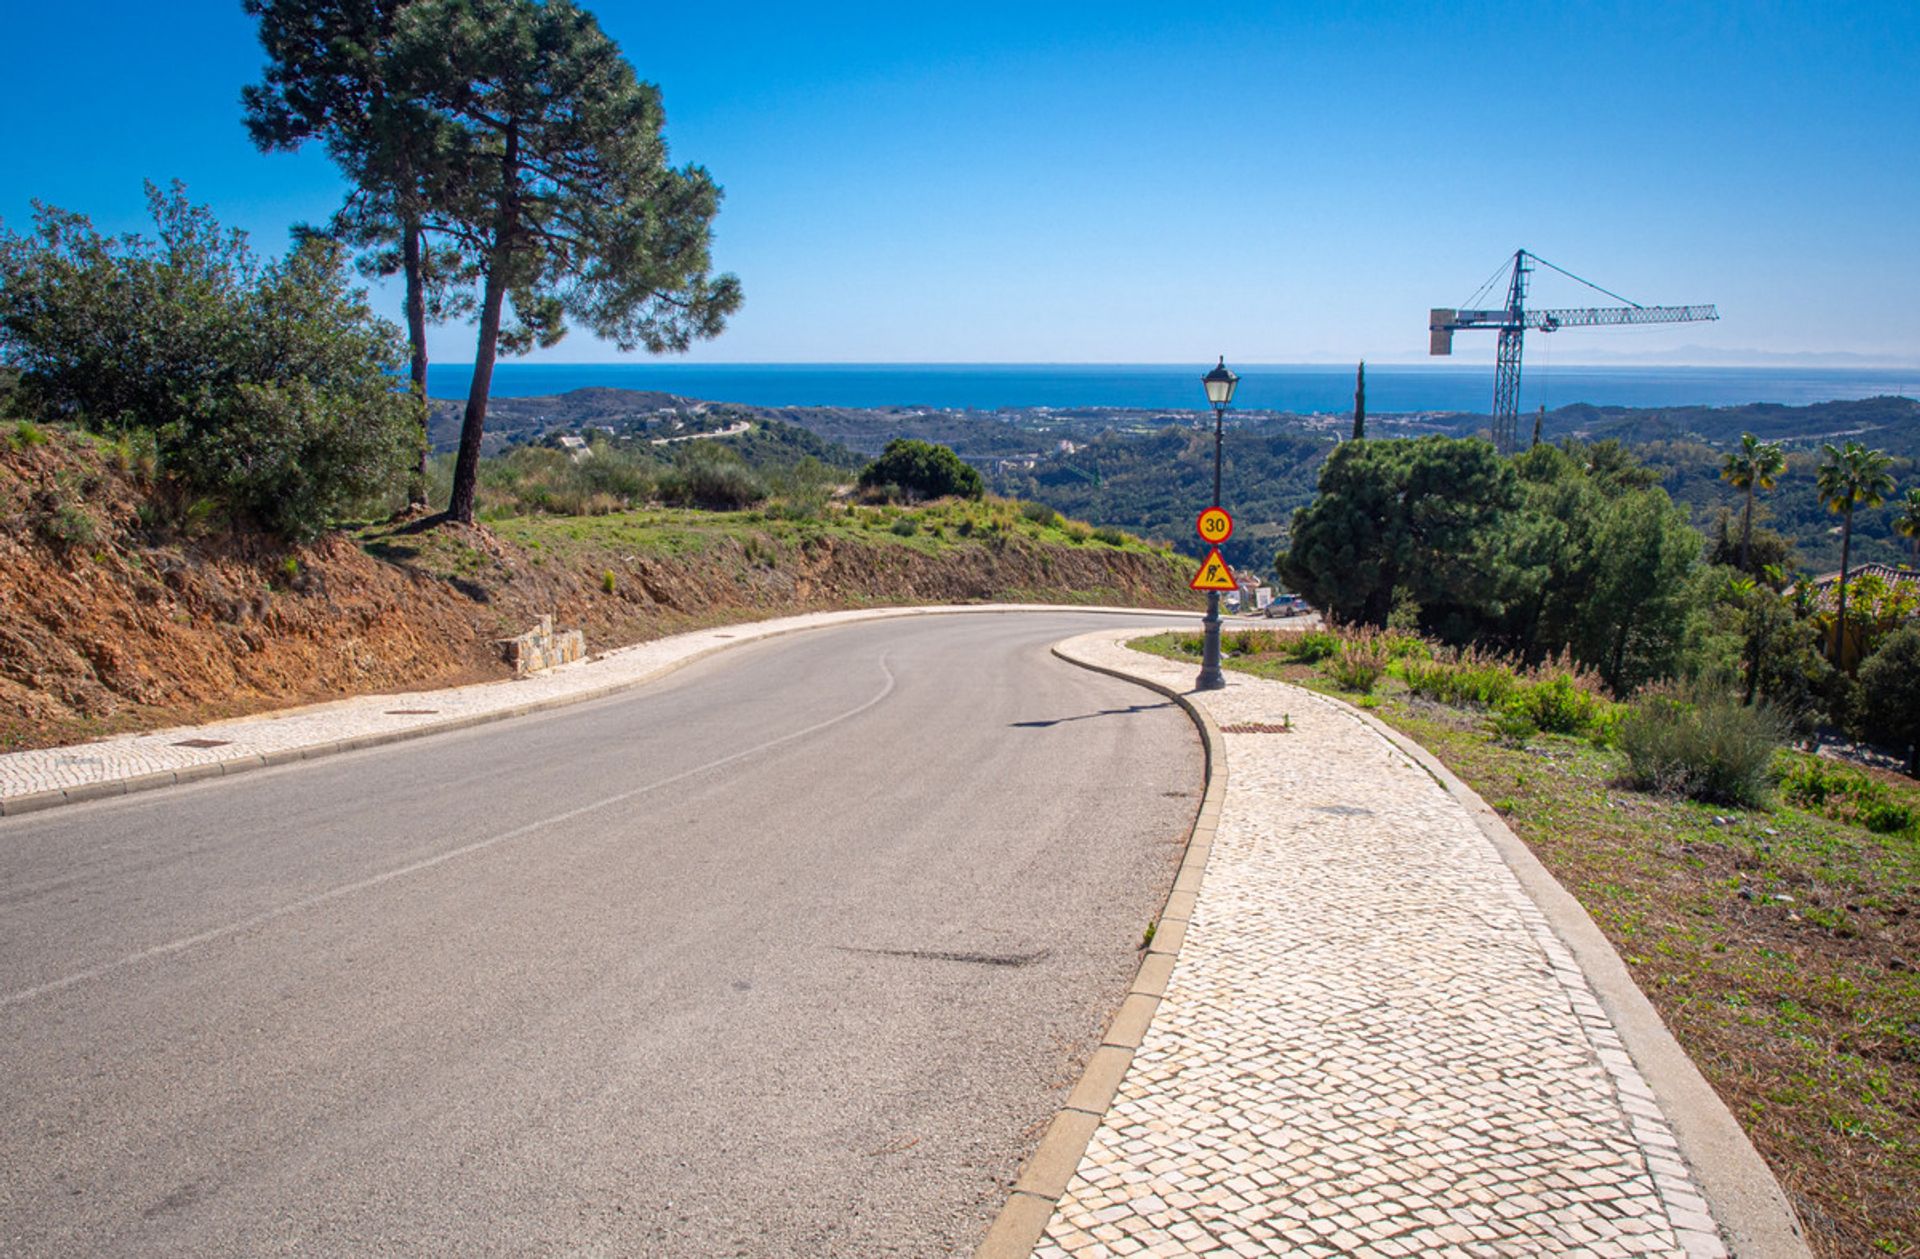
[424,362,1920,415]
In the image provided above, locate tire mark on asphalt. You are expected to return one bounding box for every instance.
[2,655,898,1010]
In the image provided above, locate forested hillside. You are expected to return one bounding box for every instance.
[993,396,1918,577]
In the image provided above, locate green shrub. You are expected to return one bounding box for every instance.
[889,516,919,536]
[1290,630,1340,663]
[0,185,415,539]
[1505,673,1604,735]
[1854,627,1920,774]
[856,438,983,501]
[11,420,48,448]
[1018,499,1061,528]
[1618,685,1783,807]
[601,570,617,594]
[1489,708,1538,746]
[1586,704,1626,749]
[1092,525,1127,546]
[1775,757,1918,834]
[1377,631,1432,660]
[657,455,765,510]
[1326,645,1386,693]
[1857,798,1918,835]
[1063,520,1093,543]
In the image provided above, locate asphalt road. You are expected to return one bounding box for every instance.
[0,611,1202,1257]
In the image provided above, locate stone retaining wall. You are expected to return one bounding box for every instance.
[499,615,586,676]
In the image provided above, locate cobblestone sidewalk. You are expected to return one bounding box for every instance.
[1036,631,1736,1259]
[0,604,1168,813]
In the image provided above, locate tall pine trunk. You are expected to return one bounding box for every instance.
[448,265,505,525]
[403,217,430,508]
[447,125,519,526]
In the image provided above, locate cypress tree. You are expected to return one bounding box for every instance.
[1351,361,1365,440]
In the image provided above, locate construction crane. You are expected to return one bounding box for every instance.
[1429,250,1718,454]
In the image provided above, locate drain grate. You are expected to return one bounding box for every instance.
[173,738,231,749]
[385,709,439,716]
[1222,723,1292,734]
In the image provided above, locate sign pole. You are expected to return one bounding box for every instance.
[1195,362,1236,691]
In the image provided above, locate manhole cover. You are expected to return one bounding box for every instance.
[386,709,439,715]
[1222,723,1292,734]
[173,738,231,749]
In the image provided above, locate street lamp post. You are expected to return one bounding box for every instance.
[1196,356,1237,691]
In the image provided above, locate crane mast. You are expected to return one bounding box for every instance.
[1429,250,1719,454]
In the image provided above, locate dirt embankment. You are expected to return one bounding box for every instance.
[0,431,1199,751]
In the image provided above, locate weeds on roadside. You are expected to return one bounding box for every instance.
[1775,756,1919,836]
[1617,683,1784,807]
[1327,644,1387,693]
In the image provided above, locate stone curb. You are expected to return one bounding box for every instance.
[0,604,1202,820]
[1324,695,1813,1259]
[972,646,1226,1259]
[1040,633,1810,1259]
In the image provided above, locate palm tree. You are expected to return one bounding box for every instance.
[1814,441,1897,663]
[1720,432,1787,572]
[1896,487,1920,568]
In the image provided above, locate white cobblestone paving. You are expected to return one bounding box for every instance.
[0,604,1165,807]
[1039,631,1729,1259]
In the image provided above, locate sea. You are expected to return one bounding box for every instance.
[423,362,1920,415]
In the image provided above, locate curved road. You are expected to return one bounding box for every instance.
[0,612,1202,1257]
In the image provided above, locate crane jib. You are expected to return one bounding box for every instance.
[1433,305,1719,332]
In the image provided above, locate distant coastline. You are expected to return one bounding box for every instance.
[424,362,1920,414]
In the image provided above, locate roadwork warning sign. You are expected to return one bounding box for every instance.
[1189,548,1236,591]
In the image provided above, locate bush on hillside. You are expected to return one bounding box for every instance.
[857,438,984,502]
[657,445,766,510]
[1853,627,1920,775]
[1617,684,1783,807]
[1018,499,1061,528]
[0,183,415,539]
[1503,671,1609,736]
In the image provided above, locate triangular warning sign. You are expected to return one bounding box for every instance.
[1189,547,1236,591]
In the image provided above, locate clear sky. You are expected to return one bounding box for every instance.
[3,1,1916,366]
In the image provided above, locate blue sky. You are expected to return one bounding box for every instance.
[3,1,1916,365]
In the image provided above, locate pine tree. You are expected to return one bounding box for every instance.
[242,0,465,507]
[402,0,743,523]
